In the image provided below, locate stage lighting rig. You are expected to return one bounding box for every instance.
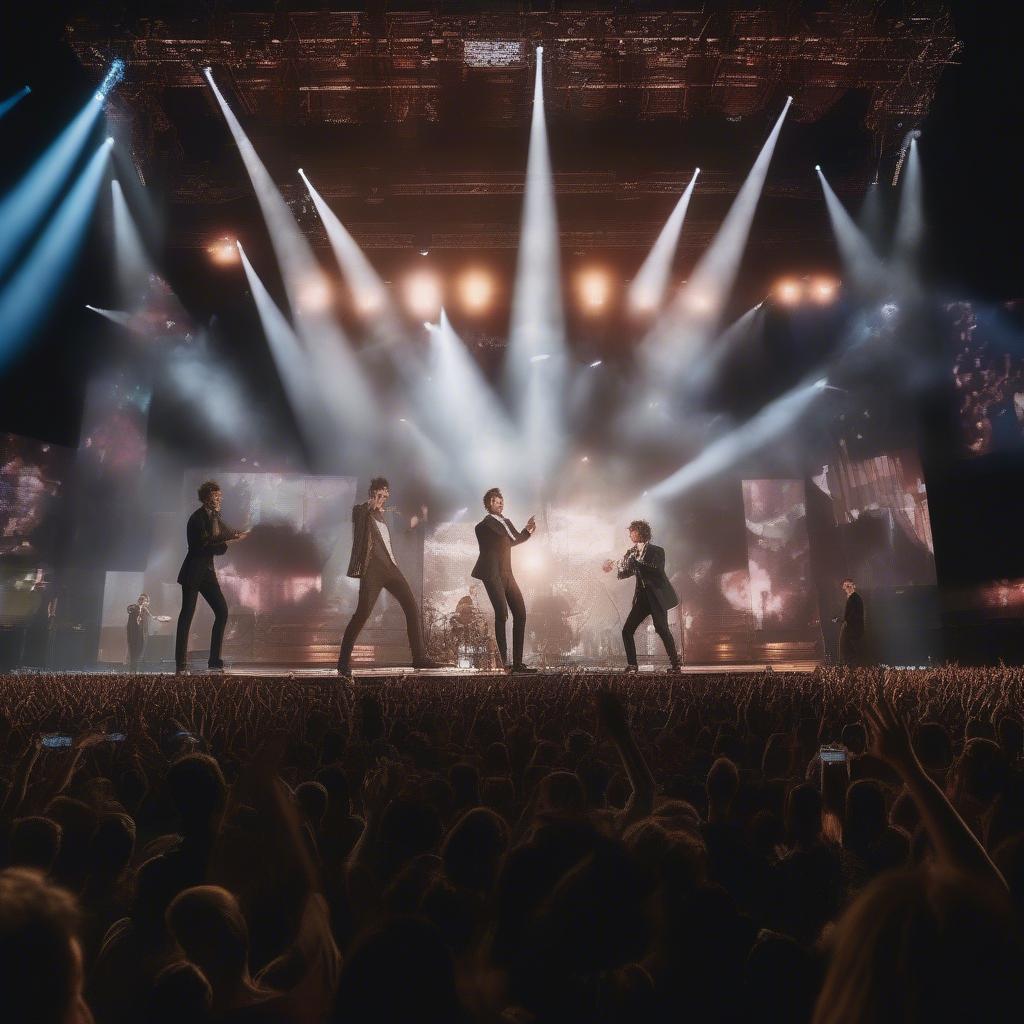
[206,236,239,266]
[458,269,494,314]
[774,278,803,306]
[809,276,839,304]
[403,270,442,318]
[577,268,611,313]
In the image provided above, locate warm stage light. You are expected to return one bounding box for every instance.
[206,236,239,266]
[403,270,442,317]
[352,286,385,315]
[774,278,803,305]
[577,268,611,313]
[296,274,332,314]
[629,285,660,315]
[685,291,714,315]
[809,276,839,304]
[457,269,494,313]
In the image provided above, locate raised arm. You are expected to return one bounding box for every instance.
[864,695,1005,888]
[597,689,655,828]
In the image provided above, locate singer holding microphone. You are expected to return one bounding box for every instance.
[602,519,682,672]
[337,476,439,678]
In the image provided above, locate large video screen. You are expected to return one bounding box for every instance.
[950,300,1024,457]
[810,447,936,588]
[742,479,818,631]
[0,433,73,622]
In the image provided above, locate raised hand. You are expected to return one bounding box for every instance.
[864,694,915,771]
[602,558,615,573]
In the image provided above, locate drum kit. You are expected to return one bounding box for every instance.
[425,598,496,669]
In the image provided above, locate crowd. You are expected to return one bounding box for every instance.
[1,666,1022,1023]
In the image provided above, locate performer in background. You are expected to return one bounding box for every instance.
[337,477,438,678]
[835,576,866,666]
[472,487,537,672]
[126,593,151,671]
[603,519,681,672]
[127,593,171,671]
[175,480,249,674]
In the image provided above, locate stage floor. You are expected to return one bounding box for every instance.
[81,661,819,678]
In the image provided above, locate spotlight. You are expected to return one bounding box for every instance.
[297,168,304,176]
[457,268,494,313]
[808,276,839,304]
[589,359,603,368]
[95,59,125,101]
[814,164,821,172]
[774,278,803,306]
[206,236,240,266]
[296,274,332,314]
[402,270,442,317]
[576,267,611,313]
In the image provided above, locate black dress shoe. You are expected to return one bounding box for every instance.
[412,657,442,670]
[623,664,639,673]
[336,664,351,679]
[509,664,538,674]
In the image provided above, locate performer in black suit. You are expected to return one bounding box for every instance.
[337,477,438,677]
[471,487,537,672]
[174,480,249,673]
[837,577,866,666]
[126,593,151,671]
[603,519,681,672]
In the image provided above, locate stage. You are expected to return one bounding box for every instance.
[28,661,821,682]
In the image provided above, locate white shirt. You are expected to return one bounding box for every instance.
[373,514,397,564]
[489,512,519,540]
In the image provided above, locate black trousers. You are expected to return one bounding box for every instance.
[482,573,526,666]
[838,624,866,667]
[622,590,679,667]
[127,633,146,671]
[339,557,425,669]
[176,575,229,669]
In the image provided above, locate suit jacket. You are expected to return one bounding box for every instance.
[346,502,399,579]
[617,543,679,613]
[471,515,531,584]
[843,591,865,638]
[126,605,151,642]
[176,507,239,587]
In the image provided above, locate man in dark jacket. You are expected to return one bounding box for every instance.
[471,487,536,672]
[837,577,866,666]
[602,519,681,671]
[174,480,248,673]
[126,593,151,671]
[337,477,437,677]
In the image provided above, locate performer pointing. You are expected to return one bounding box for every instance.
[471,487,536,673]
[175,480,249,674]
[337,477,438,678]
[603,519,681,672]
